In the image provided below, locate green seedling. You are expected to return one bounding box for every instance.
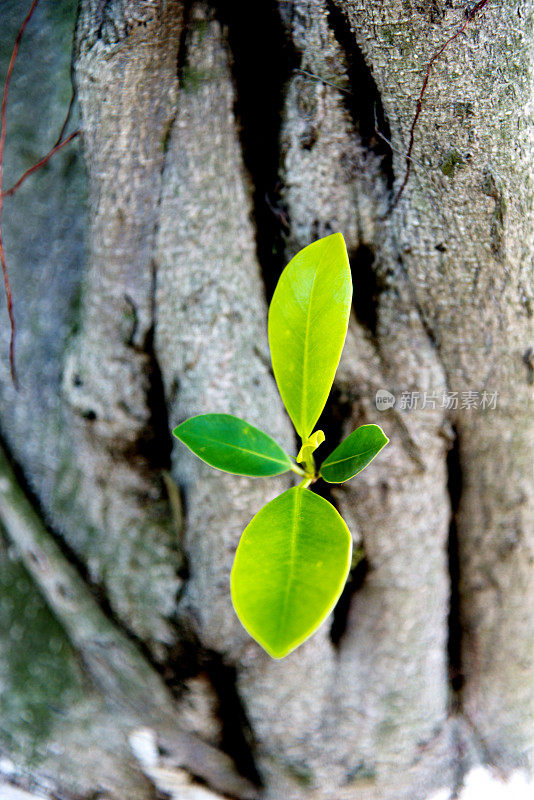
[173,233,389,658]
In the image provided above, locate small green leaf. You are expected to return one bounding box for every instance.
[268,233,352,440]
[320,424,389,484]
[173,414,292,477]
[231,487,352,658]
[296,430,325,465]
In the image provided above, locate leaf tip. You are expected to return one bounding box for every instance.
[331,231,346,246]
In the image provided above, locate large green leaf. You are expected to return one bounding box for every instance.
[231,487,352,658]
[173,414,292,477]
[320,424,389,484]
[268,233,352,440]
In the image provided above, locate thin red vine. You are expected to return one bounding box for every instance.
[0,0,43,386]
[391,0,491,210]
[1,0,79,386]
[2,131,79,200]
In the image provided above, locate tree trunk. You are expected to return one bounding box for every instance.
[0,1,532,799]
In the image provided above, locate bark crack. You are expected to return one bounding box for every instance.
[210,0,298,300]
[165,629,263,791]
[205,653,263,789]
[446,425,464,705]
[325,0,394,191]
[349,243,383,339]
[330,550,368,646]
[176,0,194,83]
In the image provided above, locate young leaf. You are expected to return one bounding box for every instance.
[173,414,293,477]
[320,424,389,484]
[268,233,352,440]
[231,487,352,659]
[296,430,325,465]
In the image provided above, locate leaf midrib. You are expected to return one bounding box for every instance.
[275,489,301,646]
[300,266,320,437]
[322,445,379,469]
[184,433,289,466]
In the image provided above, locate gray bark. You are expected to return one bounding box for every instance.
[0,1,532,799]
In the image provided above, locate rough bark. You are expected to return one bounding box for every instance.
[0,1,532,799]
[342,0,534,772]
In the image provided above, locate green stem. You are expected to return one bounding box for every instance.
[290,463,306,477]
[298,477,313,489]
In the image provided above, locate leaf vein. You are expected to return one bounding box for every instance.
[275,489,301,646]
[301,269,319,436]
[322,445,380,469]
[185,435,288,465]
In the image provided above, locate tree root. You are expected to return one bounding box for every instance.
[0,444,259,800]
